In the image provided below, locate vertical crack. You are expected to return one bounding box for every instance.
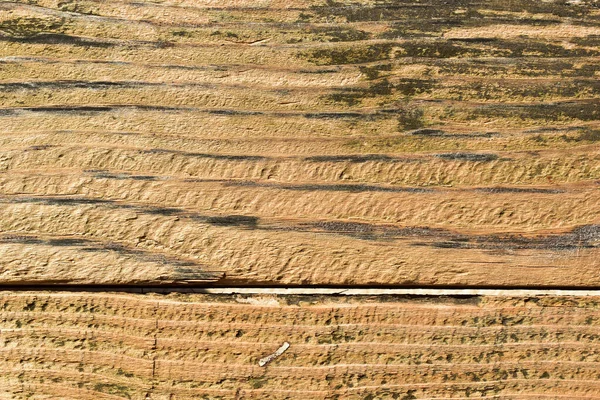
[146,301,159,399]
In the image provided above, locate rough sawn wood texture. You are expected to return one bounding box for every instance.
[0,292,599,399]
[3,1,600,397]
[1,1,599,285]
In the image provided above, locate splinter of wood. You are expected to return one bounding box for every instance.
[258,342,290,367]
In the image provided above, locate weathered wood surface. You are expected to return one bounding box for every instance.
[0,292,599,399]
[1,0,600,285]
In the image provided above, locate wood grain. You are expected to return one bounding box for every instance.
[1,292,600,399]
[1,0,599,286]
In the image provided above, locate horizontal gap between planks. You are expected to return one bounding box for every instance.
[1,286,600,296]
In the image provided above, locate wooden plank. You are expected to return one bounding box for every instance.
[1,292,600,399]
[0,1,599,286]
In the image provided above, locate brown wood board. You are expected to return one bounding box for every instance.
[0,1,599,286]
[1,292,600,399]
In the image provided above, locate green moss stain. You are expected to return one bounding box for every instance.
[300,43,394,65]
[396,105,426,130]
[93,383,132,398]
[472,101,600,122]
[57,1,99,15]
[309,0,594,22]
[302,38,598,66]
[359,63,392,80]
[325,79,394,106]
[324,78,436,106]
[248,377,268,389]
[0,17,67,38]
[306,26,371,42]
[116,368,135,378]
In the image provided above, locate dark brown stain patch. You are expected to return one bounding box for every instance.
[436,59,598,78]
[2,195,597,250]
[421,226,600,251]
[0,196,261,230]
[301,39,600,66]
[141,148,267,162]
[436,153,499,162]
[471,101,600,122]
[0,234,222,281]
[475,187,564,194]
[0,32,117,48]
[304,154,401,163]
[86,170,160,181]
[224,181,432,193]
[308,1,596,22]
[303,220,600,250]
[0,105,188,116]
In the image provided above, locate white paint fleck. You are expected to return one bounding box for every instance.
[258,342,290,367]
